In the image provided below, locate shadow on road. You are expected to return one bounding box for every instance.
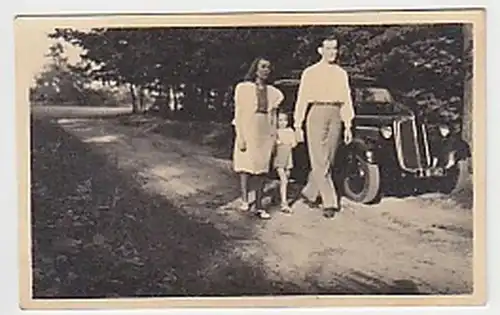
[309,275,422,296]
[30,115,431,298]
[31,116,307,298]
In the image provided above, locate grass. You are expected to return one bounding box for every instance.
[119,114,236,160]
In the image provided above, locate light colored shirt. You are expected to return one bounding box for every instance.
[293,61,355,130]
[231,81,284,141]
[276,127,297,147]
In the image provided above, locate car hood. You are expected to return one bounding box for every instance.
[354,101,413,123]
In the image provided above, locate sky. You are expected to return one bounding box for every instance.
[25,26,84,85]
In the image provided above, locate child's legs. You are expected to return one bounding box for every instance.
[276,167,289,205]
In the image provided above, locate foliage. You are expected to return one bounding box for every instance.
[47,24,472,127]
[30,42,125,107]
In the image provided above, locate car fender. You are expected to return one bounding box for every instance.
[341,138,379,164]
[454,138,472,160]
[442,137,471,160]
[437,137,471,169]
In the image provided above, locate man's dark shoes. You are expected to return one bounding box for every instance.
[298,193,320,209]
[323,207,339,219]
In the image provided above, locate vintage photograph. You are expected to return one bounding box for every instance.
[16,9,486,309]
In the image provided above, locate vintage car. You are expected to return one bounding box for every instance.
[273,73,471,204]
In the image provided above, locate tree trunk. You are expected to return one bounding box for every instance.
[462,23,473,151]
[184,84,198,120]
[170,86,176,112]
[139,87,145,112]
[175,84,183,112]
[163,85,171,116]
[171,85,178,113]
[213,88,226,122]
[130,84,140,113]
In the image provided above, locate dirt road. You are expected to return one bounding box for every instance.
[36,112,473,296]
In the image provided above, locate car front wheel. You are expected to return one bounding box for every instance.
[342,153,381,204]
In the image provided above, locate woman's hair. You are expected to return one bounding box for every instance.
[243,57,273,82]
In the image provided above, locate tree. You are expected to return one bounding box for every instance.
[462,23,473,150]
[49,24,469,124]
[31,42,89,105]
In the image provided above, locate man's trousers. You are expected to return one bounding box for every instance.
[301,104,342,208]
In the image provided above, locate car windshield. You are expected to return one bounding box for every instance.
[355,87,393,103]
[354,87,403,115]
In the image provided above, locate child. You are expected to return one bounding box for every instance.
[273,111,298,213]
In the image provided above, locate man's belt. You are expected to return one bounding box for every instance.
[310,101,344,106]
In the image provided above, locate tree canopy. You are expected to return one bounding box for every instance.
[46,23,472,127]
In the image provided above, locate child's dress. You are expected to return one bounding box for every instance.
[273,127,297,170]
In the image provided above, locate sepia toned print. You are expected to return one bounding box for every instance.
[16,9,486,309]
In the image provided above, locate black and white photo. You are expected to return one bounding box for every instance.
[16,9,486,309]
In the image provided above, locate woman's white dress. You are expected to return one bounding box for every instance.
[232,81,284,175]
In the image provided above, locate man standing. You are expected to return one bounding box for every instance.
[293,34,355,218]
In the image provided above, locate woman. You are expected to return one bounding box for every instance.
[232,57,284,219]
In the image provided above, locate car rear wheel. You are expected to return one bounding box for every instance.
[342,153,381,204]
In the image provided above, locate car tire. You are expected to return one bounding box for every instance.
[342,155,381,204]
[438,159,470,194]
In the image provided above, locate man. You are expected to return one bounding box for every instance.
[293,34,355,219]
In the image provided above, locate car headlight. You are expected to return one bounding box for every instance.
[439,124,451,137]
[380,125,393,139]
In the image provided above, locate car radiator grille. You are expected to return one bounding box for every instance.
[396,118,422,170]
